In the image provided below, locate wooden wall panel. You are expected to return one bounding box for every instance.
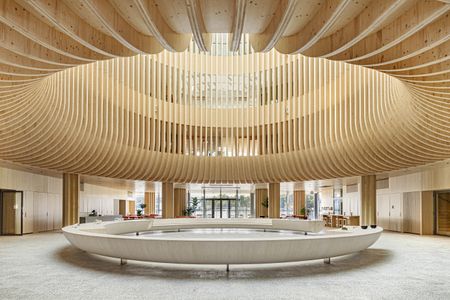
[293,190,305,216]
[174,188,186,217]
[144,192,156,215]
[255,188,268,218]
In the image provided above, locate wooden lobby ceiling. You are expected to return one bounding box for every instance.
[0,0,449,183]
[0,0,446,82]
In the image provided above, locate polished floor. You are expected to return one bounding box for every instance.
[1,230,449,300]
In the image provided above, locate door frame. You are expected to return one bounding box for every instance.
[0,189,24,236]
[204,198,235,218]
[434,190,450,236]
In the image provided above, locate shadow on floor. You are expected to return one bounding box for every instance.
[54,245,393,280]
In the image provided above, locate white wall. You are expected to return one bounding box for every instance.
[319,187,333,214]
[343,184,360,216]
[79,183,130,216]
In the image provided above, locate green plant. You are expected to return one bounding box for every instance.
[262,196,269,208]
[300,207,306,215]
[136,203,146,216]
[183,197,199,216]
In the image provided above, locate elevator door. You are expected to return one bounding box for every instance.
[0,190,23,235]
[436,192,450,236]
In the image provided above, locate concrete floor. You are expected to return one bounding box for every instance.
[0,231,449,300]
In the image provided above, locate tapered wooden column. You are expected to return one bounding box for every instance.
[63,173,79,226]
[162,182,174,218]
[268,183,280,219]
[361,175,376,225]
[293,190,306,216]
[174,188,187,217]
[421,191,433,235]
[144,192,156,214]
[255,188,268,218]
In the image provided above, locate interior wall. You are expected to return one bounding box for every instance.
[79,183,129,216]
[376,162,450,235]
[319,187,333,215]
[0,165,62,233]
[343,184,360,216]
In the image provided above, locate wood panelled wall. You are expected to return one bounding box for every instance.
[144,192,156,215]
[255,188,268,218]
[174,188,187,217]
[293,190,305,216]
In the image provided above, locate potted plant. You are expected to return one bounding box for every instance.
[300,207,307,219]
[136,203,146,217]
[183,197,199,217]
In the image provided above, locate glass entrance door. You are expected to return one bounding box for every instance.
[207,198,234,218]
[436,191,450,236]
[189,184,255,218]
[0,190,23,235]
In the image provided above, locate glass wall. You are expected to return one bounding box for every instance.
[280,191,293,217]
[188,185,254,218]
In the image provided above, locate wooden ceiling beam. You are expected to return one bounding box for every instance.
[275,0,352,54]
[0,22,80,67]
[229,0,247,52]
[133,0,191,52]
[83,0,163,54]
[22,0,134,58]
[185,0,211,51]
[0,0,104,62]
[250,0,298,52]
[302,0,408,58]
[341,2,450,62]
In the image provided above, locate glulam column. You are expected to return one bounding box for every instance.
[162,182,174,218]
[144,192,156,215]
[174,188,187,217]
[361,175,376,225]
[62,173,79,226]
[255,188,268,218]
[293,190,305,216]
[268,183,280,219]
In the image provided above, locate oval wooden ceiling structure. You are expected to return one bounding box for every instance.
[0,0,449,183]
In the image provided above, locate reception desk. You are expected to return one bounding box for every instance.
[79,215,122,224]
[323,214,360,227]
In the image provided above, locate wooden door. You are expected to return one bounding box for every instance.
[119,200,126,216]
[128,201,136,215]
[23,191,34,234]
[47,194,55,231]
[436,192,450,236]
[1,191,16,234]
[53,194,62,230]
[376,194,390,229]
[389,194,402,232]
[403,192,420,234]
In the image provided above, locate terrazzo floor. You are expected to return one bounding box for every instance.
[0,230,449,299]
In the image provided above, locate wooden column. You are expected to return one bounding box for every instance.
[293,190,306,216]
[361,175,376,225]
[421,191,434,235]
[144,192,156,214]
[255,188,268,218]
[62,173,79,226]
[162,182,174,218]
[268,183,280,219]
[174,188,187,217]
[128,201,136,215]
[119,200,126,216]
